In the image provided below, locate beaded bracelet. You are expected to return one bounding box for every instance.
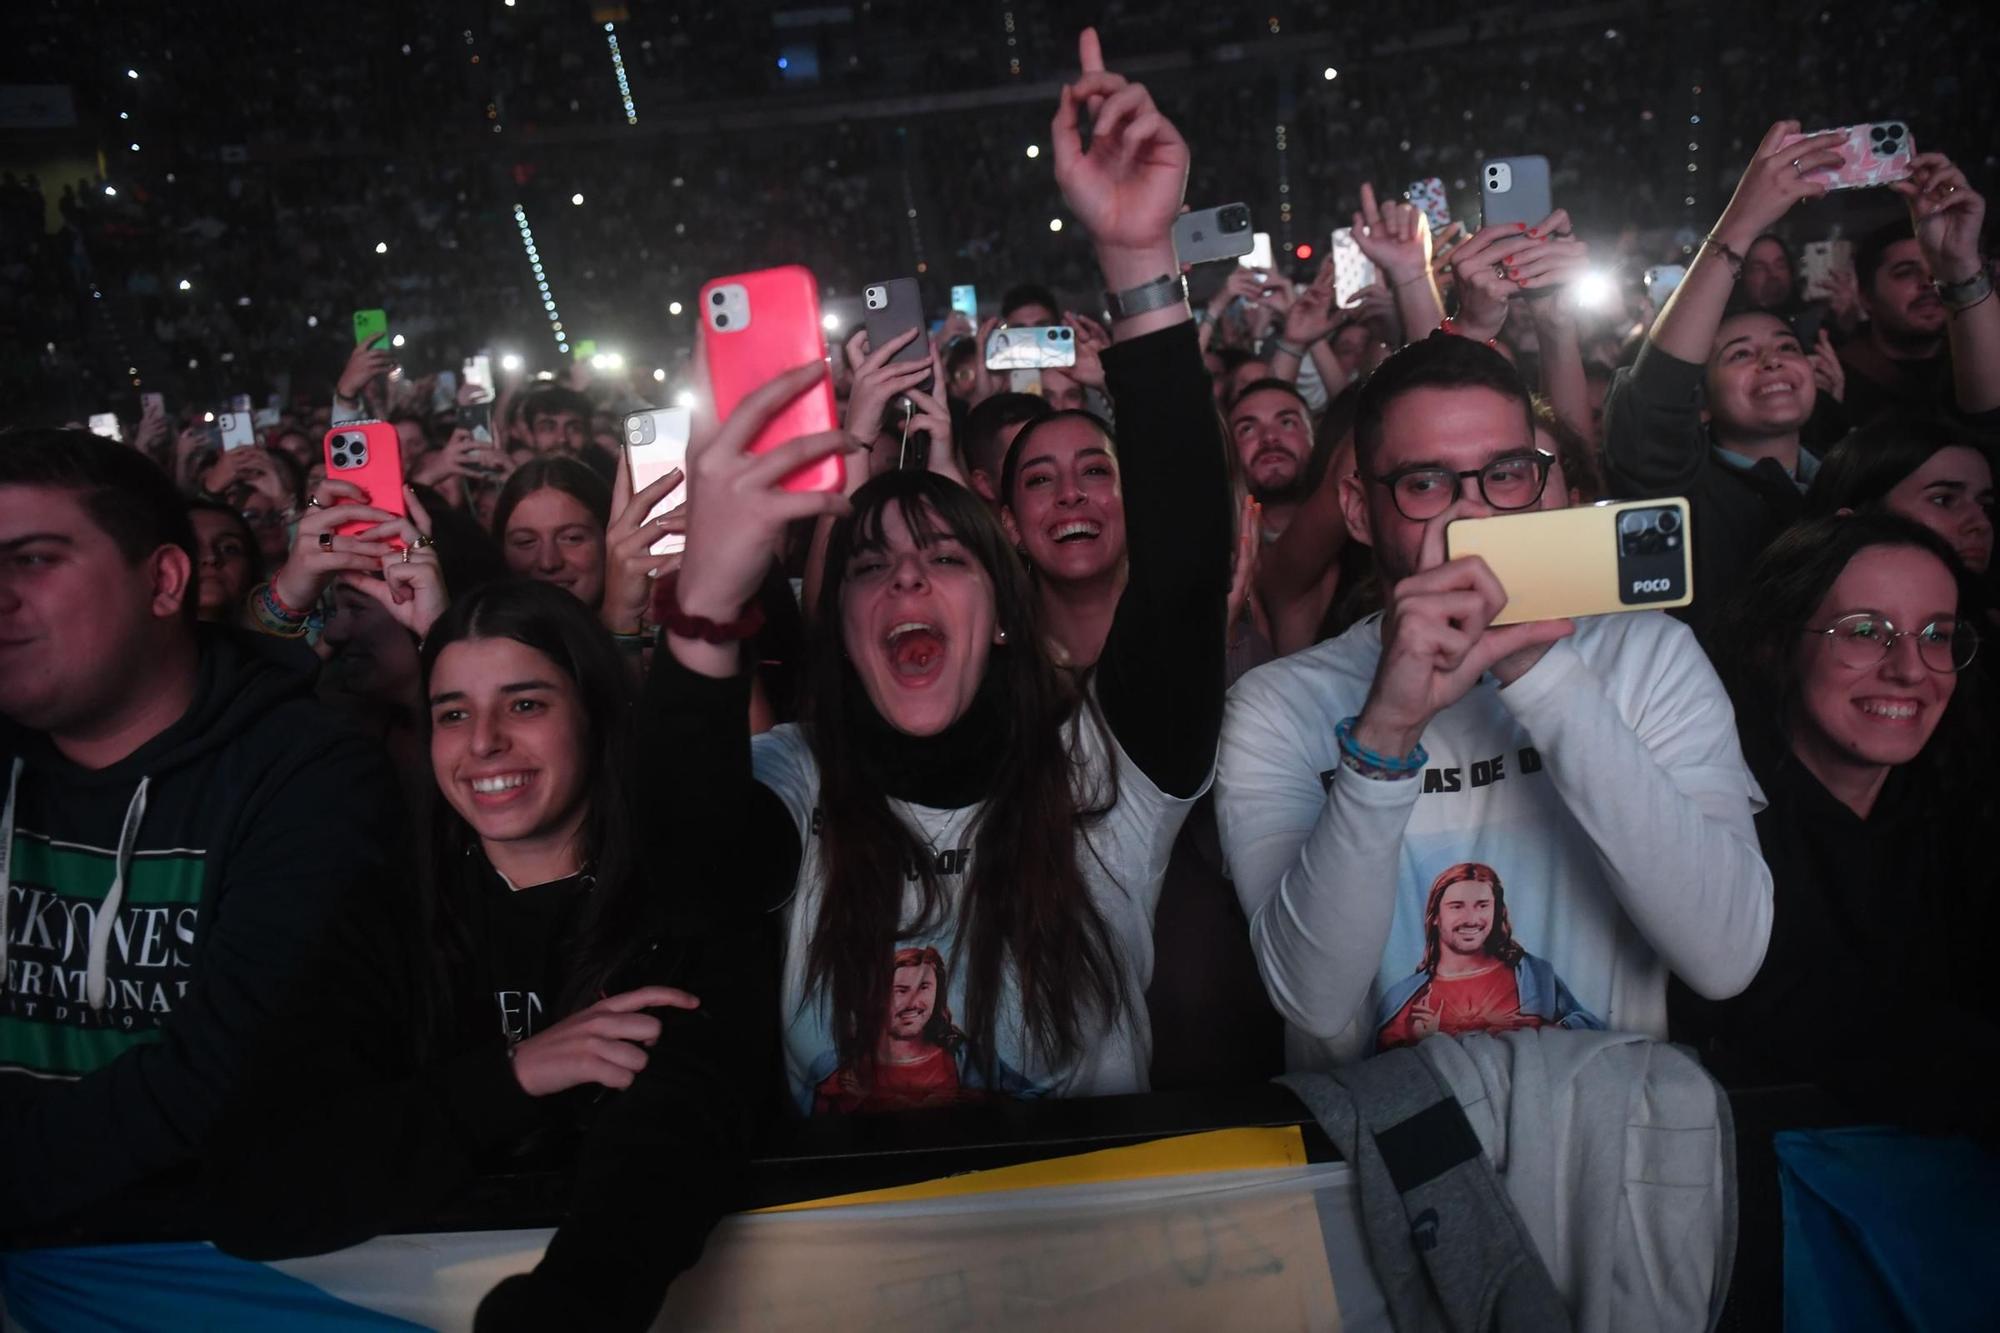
[247,582,310,639]
[1333,716,1428,781]
[1437,316,1499,350]
[1701,233,1746,280]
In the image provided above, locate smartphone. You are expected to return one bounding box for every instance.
[984,325,1076,371]
[463,354,495,399]
[950,284,979,320]
[1175,203,1256,265]
[88,413,120,440]
[1238,231,1275,271]
[1777,122,1915,191]
[460,400,496,446]
[323,422,409,544]
[1791,306,1827,352]
[1406,178,1451,233]
[1446,498,1694,625]
[698,265,843,494]
[1800,239,1854,300]
[1479,156,1553,230]
[624,408,691,556]
[352,308,389,348]
[1645,264,1687,306]
[1331,227,1378,307]
[863,277,933,392]
[217,411,256,451]
[140,391,165,418]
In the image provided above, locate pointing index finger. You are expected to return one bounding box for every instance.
[1078,26,1104,74]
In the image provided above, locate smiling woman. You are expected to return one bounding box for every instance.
[1674,514,1997,1137]
[205,578,777,1328]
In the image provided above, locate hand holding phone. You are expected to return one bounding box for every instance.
[623,409,691,556]
[323,423,410,544]
[1331,228,1378,308]
[862,278,933,393]
[351,309,389,349]
[1478,158,1553,230]
[950,285,980,320]
[698,266,843,493]
[1175,204,1255,265]
[1446,499,1693,625]
[1356,506,1577,756]
[984,326,1076,370]
[1775,122,1915,191]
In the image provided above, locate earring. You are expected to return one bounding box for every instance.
[996,627,1009,645]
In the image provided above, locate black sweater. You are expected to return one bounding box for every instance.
[1670,736,2000,1140]
[0,629,400,1229]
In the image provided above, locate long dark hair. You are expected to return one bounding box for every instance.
[412,578,649,1043]
[1804,418,1990,518]
[1709,514,1988,806]
[803,469,1125,1085]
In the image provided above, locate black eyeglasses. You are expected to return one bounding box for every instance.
[1804,613,1980,674]
[1370,450,1556,522]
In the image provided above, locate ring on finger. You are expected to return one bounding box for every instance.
[304,495,324,510]
[1791,158,1805,177]
[414,533,435,549]
[319,532,334,552]
[401,547,412,564]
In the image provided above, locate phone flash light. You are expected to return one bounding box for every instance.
[1025,144,1040,159]
[653,368,667,382]
[1048,218,1063,232]
[668,301,684,316]
[675,391,697,409]
[821,313,841,332]
[391,334,407,348]
[501,353,524,372]
[1573,270,1617,310]
[203,412,214,423]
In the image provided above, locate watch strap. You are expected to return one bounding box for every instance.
[1104,272,1189,321]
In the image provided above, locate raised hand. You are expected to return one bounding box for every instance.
[271,478,403,614]
[1807,328,1846,403]
[673,362,856,631]
[1283,259,1341,345]
[1226,494,1262,632]
[1715,121,1845,252]
[1353,182,1433,287]
[1354,501,1573,759]
[843,327,935,459]
[1893,151,1986,284]
[1051,28,1189,294]
[508,986,701,1097]
[337,333,395,403]
[601,462,687,635]
[339,487,450,641]
[1064,309,1113,388]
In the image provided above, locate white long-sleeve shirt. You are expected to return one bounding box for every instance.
[1215,610,1773,1069]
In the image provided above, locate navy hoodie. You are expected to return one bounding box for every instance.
[0,628,398,1226]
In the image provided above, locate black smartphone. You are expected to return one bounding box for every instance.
[862,277,933,393]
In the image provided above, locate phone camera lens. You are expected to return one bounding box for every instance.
[1655,509,1681,536]
[710,291,726,306]
[715,313,731,329]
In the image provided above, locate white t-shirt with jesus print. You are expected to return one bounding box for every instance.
[752,710,1203,1116]
[1215,610,1772,1071]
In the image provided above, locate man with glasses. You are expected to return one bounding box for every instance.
[1214,334,1774,1068]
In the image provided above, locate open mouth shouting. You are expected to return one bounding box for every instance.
[885,620,948,685]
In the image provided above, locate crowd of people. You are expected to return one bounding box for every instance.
[3,14,1998,1330]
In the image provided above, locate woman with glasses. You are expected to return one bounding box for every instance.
[1672,513,1996,1136]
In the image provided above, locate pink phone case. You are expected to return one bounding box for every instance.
[1406,177,1450,232]
[1777,122,1915,191]
[323,422,409,545]
[698,265,842,494]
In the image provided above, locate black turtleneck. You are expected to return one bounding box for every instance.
[851,663,1009,809]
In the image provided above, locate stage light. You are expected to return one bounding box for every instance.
[777,57,789,70]
[675,390,697,409]
[1573,270,1616,310]
[605,22,638,123]
[103,185,116,196]
[1323,67,1338,80]
[177,278,191,291]
[119,111,128,120]
[202,412,214,423]
[501,353,524,372]
[1025,144,1040,159]
[125,69,138,79]
[391,333,407,348]
[129,143,139,152]
[374,241,388,254]
[668,300,683,316]
[571,193,584,206]
[1049,218,1063,232]
[653,368,667,382]
[307,315,318,327]
[822,312,841,332]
